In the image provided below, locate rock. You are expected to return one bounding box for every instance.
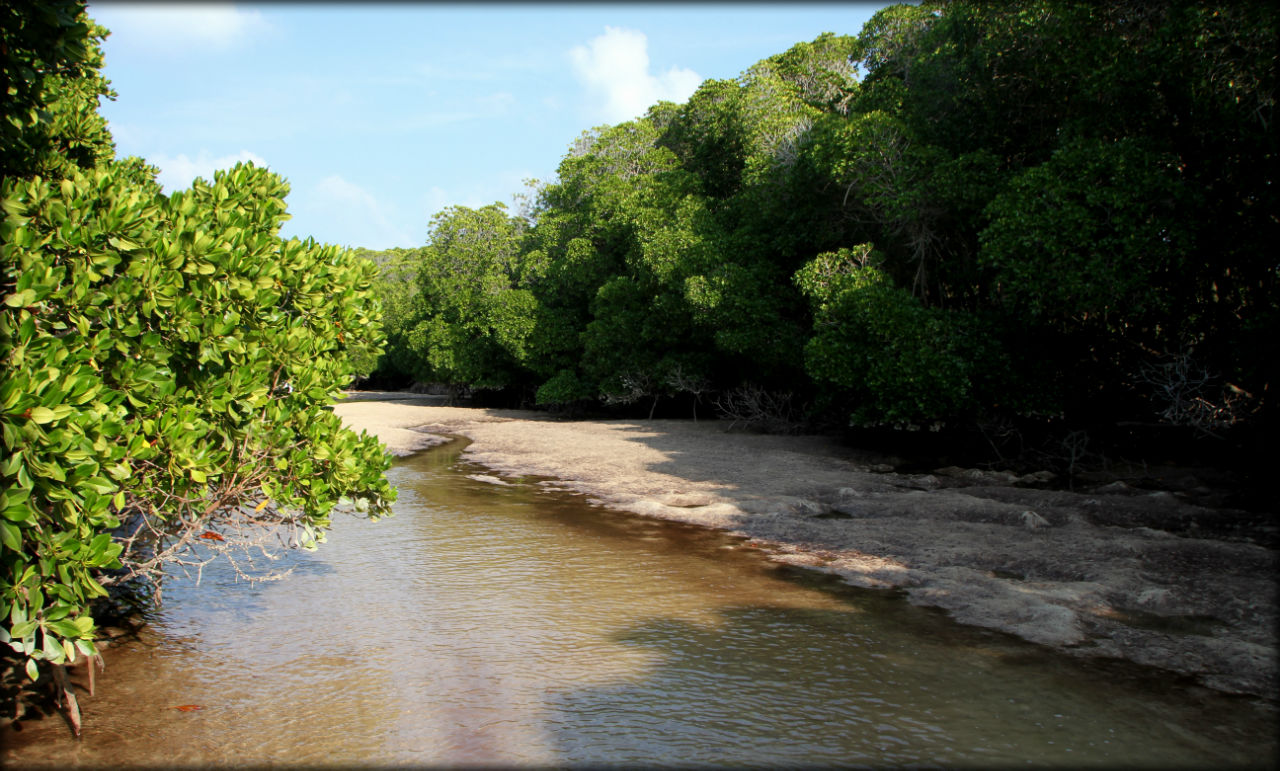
[1021,510,1050,530]
[467,473,513,486]
[1018,470,1057,485]
[1136,587,1175,610]
[814,509,853,520]
[981,469,1021,484]
[787,499,833,517]
[902,474,941,490]
[933,466,1020,484]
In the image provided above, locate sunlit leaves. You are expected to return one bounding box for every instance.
[354,3,1275,435]
[0,0,116,181]
[406,203,536,390]
[1,158,396,679]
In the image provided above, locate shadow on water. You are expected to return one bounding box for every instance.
[1,437,1276,768]
[431,438,1279,768]
[543,600,1277,768]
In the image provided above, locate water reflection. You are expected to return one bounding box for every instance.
[547,606,1262,768]
[2,439,1275,768]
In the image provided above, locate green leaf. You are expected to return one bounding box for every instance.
[0,521,22,553]
[27,406,57,423]
[25,658,39,681]
[86,531,111,552]
[48,620,81,639]
[108,236,140,251]
[2,502,33,523]
[4,289,35,307]
[81,477,116,495]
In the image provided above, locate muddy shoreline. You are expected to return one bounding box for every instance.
[334,393,1277,702]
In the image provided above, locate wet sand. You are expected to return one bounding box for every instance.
[334,393,1277,700]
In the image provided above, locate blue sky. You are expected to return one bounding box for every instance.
[86,2,885,250]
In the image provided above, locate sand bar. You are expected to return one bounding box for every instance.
[335,393,1278,700]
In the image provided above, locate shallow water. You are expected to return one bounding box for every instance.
[4,439,1276,767]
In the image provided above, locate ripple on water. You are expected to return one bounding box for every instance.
[2,439,1276,768]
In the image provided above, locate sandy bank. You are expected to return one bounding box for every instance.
[334,394,1277,700]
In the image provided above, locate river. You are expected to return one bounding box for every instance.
[3,439,1275,767]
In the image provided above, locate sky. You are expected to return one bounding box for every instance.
[86,2,886,251]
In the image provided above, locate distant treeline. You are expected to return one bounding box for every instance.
[359,1,1276,446]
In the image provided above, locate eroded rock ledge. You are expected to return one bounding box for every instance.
[335,396,1278,700]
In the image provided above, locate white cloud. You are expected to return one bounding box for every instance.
[420,170,543,225]
[303,175,414,249]
[570,27,702,124]
[422,186,474,220]
[150,149,267,191]
[478,91,517,112]
[91,2,269,54]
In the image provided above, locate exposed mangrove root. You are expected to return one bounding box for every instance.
[84,652,103,696]
[50,663,82,738]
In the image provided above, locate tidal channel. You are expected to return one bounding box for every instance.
[3,438,1276,767]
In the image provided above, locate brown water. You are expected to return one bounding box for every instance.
[3,439,1276,768]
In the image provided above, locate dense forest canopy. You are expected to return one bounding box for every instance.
[2,0,1276,701]
[1,0,394,689]
[364,0,1277,449]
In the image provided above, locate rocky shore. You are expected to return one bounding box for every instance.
[334,394,1278,701]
